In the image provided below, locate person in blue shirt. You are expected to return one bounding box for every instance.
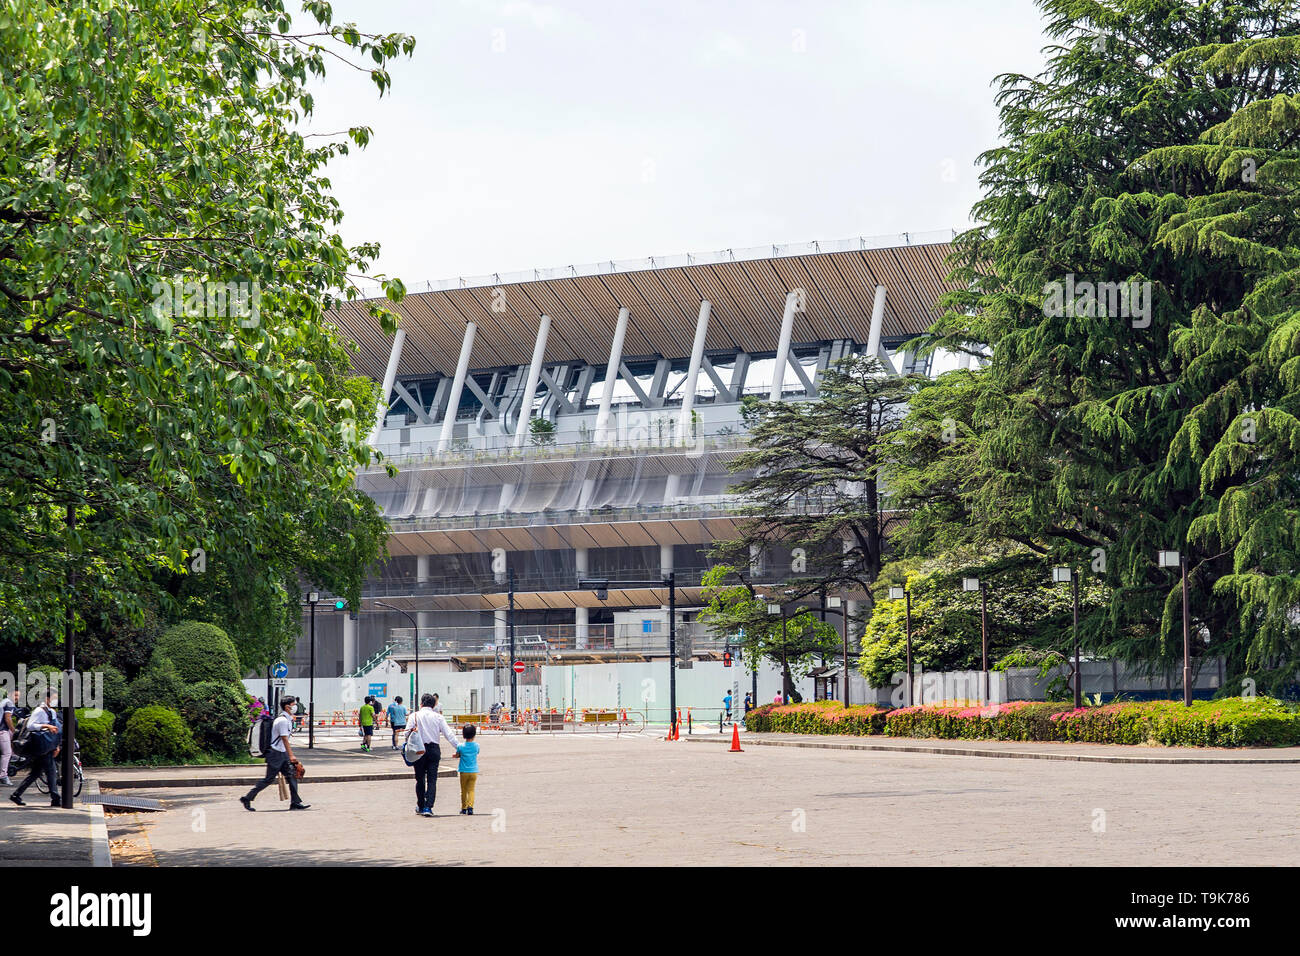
[386,697,408,751]
[455,724,481,815]
[723,691,733,724]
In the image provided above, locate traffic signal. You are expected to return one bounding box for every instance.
[334,598,346,611]
[723,651,733,668]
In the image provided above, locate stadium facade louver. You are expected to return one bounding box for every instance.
[287,231,965,689]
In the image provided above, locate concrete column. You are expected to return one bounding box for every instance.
[660,543,674,577]
[417,611,433,632]
[678,300,710,442]
[575,606,589,651]
[769,293,798,401]
[865,285,887,361]
[438,321,477,452]
[595,308,629,445]
[513,314,551,448]
[342,613,357,675]
[369,328,406,445]
[416,554,430,584]
[494,607,507,645]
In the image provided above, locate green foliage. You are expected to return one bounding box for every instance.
[74,708,116,766]
[857,547,1109,685]
[178,681,250,756]
[0,0,406,664]
[528,418,556,445]
[124,653,185,716]
[119,705,197,762]
[886,0,1300,681]
[156,621,242,685]
[97,665,129,715]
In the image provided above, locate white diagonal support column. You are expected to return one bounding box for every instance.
[595,308,629,444]
[678,300,711,443]
[513,314,551,448]
[865,285,887,361]
[438,321,477,452]
[368,327,406,445]
[769,291,799,401]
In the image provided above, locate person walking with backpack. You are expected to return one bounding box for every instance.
[239,696,309,812]
[9,690,60,807]
[405,693,459,817]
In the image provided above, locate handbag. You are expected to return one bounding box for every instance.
[402,728,424,766]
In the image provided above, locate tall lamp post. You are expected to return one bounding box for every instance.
[304,591,319,749]
[962,577,989,702]
[1157,550,1193,707]
[1051,567,1082,708]
[375,601,420,705]
[888,586,914,706]
[579,575,677,728]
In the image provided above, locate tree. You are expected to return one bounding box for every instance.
[889,0,1300,688]
[0,2,414,663]
[712,355,919,613]
[698,565,841,700]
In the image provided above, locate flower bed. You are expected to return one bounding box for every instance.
[745,700,891,735]
[744,698,1300,747]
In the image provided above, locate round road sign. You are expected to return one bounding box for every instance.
[513,660,525,674]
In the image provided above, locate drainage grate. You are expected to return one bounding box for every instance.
[83,794,164,812]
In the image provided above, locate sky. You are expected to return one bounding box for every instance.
[308,0,1051,289]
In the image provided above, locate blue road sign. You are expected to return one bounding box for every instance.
[273,661,288,679]
[368,683,386,697]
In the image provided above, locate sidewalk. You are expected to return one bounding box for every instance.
[684,731,1300,763]
[95,737,455,789]
[0,780,110,868]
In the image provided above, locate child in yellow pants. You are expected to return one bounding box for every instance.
[456,724,480,815]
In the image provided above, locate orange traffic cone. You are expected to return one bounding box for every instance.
[729,723,743,752]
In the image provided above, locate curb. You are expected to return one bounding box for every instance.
[96,769,457,790]
[86,780,112,868]
[682,735,1300,764]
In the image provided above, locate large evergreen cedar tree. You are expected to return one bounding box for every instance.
[701,356,914,691]
[889,0,1300,693]
[0,1,414,666]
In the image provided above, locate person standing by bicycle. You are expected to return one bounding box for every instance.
[9,690,60,807]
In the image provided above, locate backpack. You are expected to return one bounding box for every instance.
[250,716,275,757]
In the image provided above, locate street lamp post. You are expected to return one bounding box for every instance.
[508,567,517,715]
[306,591,318,749]
[825,594,849,705]
[375,601,420,705]
[888,586,913,706]
[579,575,677,728]
[962,577,989,702]
[1158,550,1192,707]
[1052,567,1082,708]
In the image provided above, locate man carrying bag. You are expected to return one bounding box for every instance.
[406,692,459,817]
[239,696,309,811]
[9,691,60,807]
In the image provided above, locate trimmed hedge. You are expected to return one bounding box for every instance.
[178,682,250,756]
[124,654,186,716]
[156,621,242,686]
[74,708,116,766]
[746,700,891,735]
[745,698,1300,747]
[119,705,197,762]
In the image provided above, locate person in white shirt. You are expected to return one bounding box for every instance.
[9,691,60,806]
[404,693,459,816]
[240,696,309,811]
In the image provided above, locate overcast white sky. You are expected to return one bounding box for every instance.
[308,0,1050,288]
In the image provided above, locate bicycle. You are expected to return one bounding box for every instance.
[36,750,83,798]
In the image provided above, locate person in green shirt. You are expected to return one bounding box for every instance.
[358,697,375,752]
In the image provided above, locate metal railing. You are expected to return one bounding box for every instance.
[366,430,748,468]
[350,229,957,299]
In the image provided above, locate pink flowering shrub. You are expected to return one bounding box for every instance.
[745,700,890,735]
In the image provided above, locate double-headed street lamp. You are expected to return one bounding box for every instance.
[961,577,990,702]
[1051,566,1082,708]
[1157,549,1193,707]
[888,585,915,706]
[580,574,677,728]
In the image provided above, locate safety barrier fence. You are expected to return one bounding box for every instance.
[276,705,743,737]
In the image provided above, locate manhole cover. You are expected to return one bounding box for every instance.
[83,795,163,812]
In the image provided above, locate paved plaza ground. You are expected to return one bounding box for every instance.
[102,731,1300,866]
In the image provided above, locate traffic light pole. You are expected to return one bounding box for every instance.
[509,567,517,715]
[308,599,316,750]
